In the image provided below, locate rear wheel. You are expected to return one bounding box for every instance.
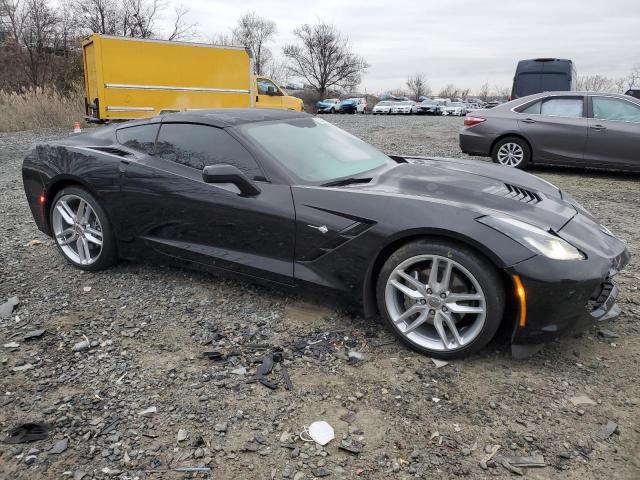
[492,136,531,169]
[50,186,117,271]
[377,240,504,358]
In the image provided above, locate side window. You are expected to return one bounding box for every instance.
[116,124,159,154]
[257,78,281,96]
[155,123,263,179]
[593,97,640,123]
[520,101,541,114]
[539,98,583,118]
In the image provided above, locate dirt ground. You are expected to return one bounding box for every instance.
[1,116,639,480]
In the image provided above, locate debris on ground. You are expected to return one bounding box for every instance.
[3,423,49,444]
[48,437,69,455]
[597,328,620,339]
[0,296,19,319]
[431,358,449,368]
[138,407,157,416]
[305,421,334,446]
[596,420,618,440]
[570,395,597,406]
[347,351,364,365]
[23,329,45,340]
[480,444,501,470]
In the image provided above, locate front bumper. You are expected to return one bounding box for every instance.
[508,247,630,347]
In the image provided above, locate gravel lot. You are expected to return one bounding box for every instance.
[1,115,639,480]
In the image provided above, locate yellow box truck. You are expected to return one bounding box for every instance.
[82,34,303,121]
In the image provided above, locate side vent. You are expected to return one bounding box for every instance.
[88,146,132,157]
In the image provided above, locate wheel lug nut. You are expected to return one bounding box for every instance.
[440,293,446,298]
[429,309,435,315]
[442,306,448,312]
[426,288,432,294]
[419,299,426,305]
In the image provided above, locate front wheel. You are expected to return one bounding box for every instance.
[50,186,117,271]
[376,240,505,359]
[492,136,531,169]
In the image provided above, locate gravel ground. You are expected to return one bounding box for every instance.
[1,116,639,480]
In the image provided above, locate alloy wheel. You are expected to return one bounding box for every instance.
[52,194,104,265]
[385,254,486,351]
[497,142,524,167]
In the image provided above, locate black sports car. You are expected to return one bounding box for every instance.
[22,109,630,358]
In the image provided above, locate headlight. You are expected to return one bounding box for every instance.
[478,215,584,260]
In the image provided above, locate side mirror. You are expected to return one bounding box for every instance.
[202,164,261,197]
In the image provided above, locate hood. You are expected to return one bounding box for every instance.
[351,157,577,231]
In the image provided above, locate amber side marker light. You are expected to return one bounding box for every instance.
[513,275,527,327]
[38,192,46,205]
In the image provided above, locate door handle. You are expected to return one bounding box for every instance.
[521,118,536,123]
[590,124,606,131]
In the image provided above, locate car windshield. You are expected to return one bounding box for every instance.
[376,101,392,106]
[421,100,436,105]
[240,118,394,183]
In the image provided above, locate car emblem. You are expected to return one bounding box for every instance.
[308,224,328,234]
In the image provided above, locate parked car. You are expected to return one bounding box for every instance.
[484,101,501,109]
[337,98,367,114]
[391,100,417,114]
[22,108,629,358]
[511,58,576,100]
[316,98,340,113]
[372,101,395,114]
[443,102,467,116]
[416,99,445,115]
[459,91,640,171]
[625,89,640,100]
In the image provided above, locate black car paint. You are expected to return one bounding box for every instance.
[22,109,630,353]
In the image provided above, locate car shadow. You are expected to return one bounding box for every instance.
[527,164,640,180]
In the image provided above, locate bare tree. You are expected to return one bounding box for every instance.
[231,11,276,75]
[406,73,430,100]
[576,74,613,92]
[71,0,195,40]
[438,84,459,99]
[477,82,489,101]
[460,87,470,99]
[283,21,369,96]
[264,57,289,85]
[208,31,234,45]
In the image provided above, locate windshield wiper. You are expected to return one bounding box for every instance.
[321,177,373,187]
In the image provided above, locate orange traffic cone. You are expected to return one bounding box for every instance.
[73,121,81,133]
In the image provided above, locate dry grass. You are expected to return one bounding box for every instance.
[0,85,84,133]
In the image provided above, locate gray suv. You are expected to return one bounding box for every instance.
[459,92,640,171]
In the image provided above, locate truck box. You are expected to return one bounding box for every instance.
[82,34,302,121]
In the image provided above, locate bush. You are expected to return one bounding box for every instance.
[0,85,84,133]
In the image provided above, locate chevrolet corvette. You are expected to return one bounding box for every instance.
[22,109,630,358]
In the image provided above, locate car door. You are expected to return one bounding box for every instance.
[255,77,284,109]
[516,95,587,164]
[584,95,640,169]
[117,121,296,285]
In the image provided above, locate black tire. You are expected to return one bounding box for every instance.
[376,239,505,359]
[49,186,117,271]
[491,136,531,170]
[330,107,335,114]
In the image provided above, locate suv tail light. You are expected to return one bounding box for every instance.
[464,116,486,126]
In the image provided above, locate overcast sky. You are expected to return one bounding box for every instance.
[161,0,640,94]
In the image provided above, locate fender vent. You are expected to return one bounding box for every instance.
[88,146,132,157]
[497,184,542,204]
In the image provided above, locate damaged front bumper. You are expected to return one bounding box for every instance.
[507,245,630,359]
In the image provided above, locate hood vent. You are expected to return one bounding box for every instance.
[494,184,542,204]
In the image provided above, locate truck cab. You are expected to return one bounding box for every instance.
[255,77,301,111]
